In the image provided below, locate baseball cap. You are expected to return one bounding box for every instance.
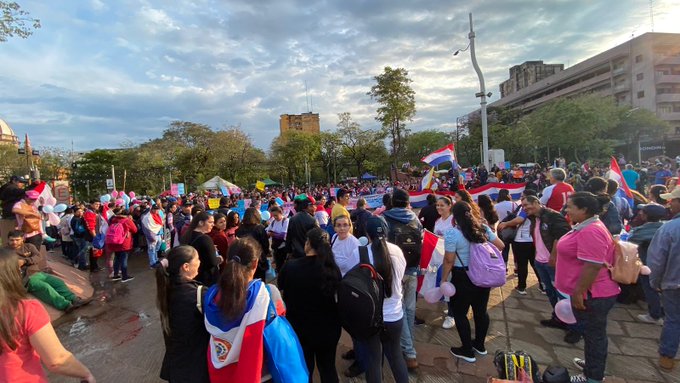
[637,203,668,220]
[660,188,680,201]
[25,190,40,200]
[11,175,28,183]
[366,216,389,239]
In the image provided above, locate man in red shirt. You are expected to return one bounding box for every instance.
[83,200,101,272]
[540,168,574,212]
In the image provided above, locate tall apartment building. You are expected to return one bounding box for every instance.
[500,61,564,98]
[482,32,680,158]
[279,113,320,135]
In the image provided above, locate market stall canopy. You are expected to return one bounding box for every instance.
[200,176,242,194]
[361,172,378,180]
[262,178,282,186]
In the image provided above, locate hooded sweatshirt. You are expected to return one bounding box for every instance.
[383,207,423,268]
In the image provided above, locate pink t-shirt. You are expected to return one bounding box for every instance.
[555,220,621,298]
[533,218,551,264]
[0,299,50,383]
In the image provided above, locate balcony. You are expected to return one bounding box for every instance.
[655,56,680,65]
[611,67,627,76]
[613,83,629,93]
[656,93,680,103]
[658,111,680,121]
[655,74,680,84]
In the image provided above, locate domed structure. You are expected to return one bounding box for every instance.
[0,118,19,146]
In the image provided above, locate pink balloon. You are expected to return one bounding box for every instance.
[555,299,577,324]
[48,212,60,226]
[129,191,136,199]
[440,282,456,297]
[47,196,57,206]
[640,265,651,276]
[423,288,444,304]
[115,198,125,206]
[111,190,118,198]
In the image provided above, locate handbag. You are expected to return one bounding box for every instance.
[92,233,106,249]
[499,204,522,242]
[262,286,309,383]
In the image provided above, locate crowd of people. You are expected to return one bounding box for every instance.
[0,153,679,383]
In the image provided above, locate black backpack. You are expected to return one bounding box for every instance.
[385,217,422,267]
[337,246,385,339]
[494,350,541,383]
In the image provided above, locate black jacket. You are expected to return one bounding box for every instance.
[529,207,571,254]
[418,203,439,233]
[160,280,210,383]
[350,207,372,238]
[236,224,271,280]
[187,231,220,287]
[285,211,318,259]
[0,182,24,218]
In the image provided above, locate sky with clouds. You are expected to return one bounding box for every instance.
[1,0,678,152]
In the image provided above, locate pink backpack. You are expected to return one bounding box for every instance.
[106,222,127,245]
[466,241,506,288]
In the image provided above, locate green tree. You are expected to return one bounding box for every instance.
[70,149,120,200]
[367,67,416,164]
[269,131,320,185]
[319,130,343,183]
[0,144,28,182]
[610,107,669,163]
[212,127,267,186]
[1,1,40,42]
[336,112,385,177]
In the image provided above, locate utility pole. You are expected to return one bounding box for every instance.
[468,13,490,169]
[111,165,116,191]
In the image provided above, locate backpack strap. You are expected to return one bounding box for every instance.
[358,245,369,265]
[331,233,338,248]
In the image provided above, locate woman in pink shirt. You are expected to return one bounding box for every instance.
[555,192,620,383]
[0,248,95,383]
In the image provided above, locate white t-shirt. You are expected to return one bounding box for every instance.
[433,215,454,238]
[348,242,406,322]
[315,211,329,227]
[332,234,361,276]
[514,209,533,243]
[266,218,289,239]
[495,200,518,221]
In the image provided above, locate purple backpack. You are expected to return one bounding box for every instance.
[466,241,506,288]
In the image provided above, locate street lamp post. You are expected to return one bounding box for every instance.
[467,13,490,169]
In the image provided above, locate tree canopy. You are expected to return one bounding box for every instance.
[1,1,40,42]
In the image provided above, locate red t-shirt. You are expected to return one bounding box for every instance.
[0,299,50,383]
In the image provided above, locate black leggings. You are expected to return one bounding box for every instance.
[298,326,341,383]
[450,269,490,351]
[511,241,539,290]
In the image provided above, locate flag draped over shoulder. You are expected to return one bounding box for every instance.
[204,280,269,383]
[607,157,633,199]
[418,230,445,293]
[421,144,458,168]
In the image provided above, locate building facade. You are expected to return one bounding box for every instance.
[487,32,680,158]
[0,118,19,146]
[500,61,564,98]
[279,113,320,135]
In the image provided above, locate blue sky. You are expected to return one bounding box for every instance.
[1,0,678,152]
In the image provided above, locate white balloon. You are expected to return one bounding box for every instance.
[53,203,67,213]
[640,265,652,276]
[42,205,54,214]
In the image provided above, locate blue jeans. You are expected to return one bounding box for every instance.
[72,237,90,269]
[573,295,616,382]
[640,275,664,319]
[534,261,558,308]
[113,251,130,279]
[660,289,680,358]
[399,268,417,359]
[146,233,161,266]
[356,319,409,383]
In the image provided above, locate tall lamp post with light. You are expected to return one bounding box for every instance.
[455,13,491,168]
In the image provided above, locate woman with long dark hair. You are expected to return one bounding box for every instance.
[203,238,286,382]
[225,211,240,245]
[0,249,95,382]
[440,201,505,363]
[235,207,271,281]
[156,246,209,383]
[477,194,499,231]
[207,212,229,262]
[182,212,221,286]
[555,192,620,383]
[278,228,342,382]
[454,189,483,221]
[350,216,408,383]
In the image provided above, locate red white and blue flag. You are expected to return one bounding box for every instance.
[421,144,458,168]
[607,157,633,199]
[418,230,445,293]
[409,183,526,208]
[204,280,276,383]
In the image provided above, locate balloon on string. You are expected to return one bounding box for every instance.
[115,198,125,206]
[440,282,456,297]
[122,194,131,204]
[42,205,54,214]
[129,191,136,199]
[554,299,577,324]
[53,204,67,213]
[423,287,444,304]
[275,197,284,206]
[111,190,118,198]
[261,210,271,221]
[48,213,60,226]
[46,196,57,206]
[640,265,651,275]
[100,194,111,203]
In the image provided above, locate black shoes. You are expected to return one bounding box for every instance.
[540,317,568,330]
[564,330,582,344]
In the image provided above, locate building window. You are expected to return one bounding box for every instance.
[636,73,644,81]
[635,54,643,63]
[637,91,645,98]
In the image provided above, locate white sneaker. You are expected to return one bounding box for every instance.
[637,314,664,325]
[442,316,455,329]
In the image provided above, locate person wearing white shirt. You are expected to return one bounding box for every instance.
[349,216,408,383]
[330,216,360,277]
[266,206,289,273]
